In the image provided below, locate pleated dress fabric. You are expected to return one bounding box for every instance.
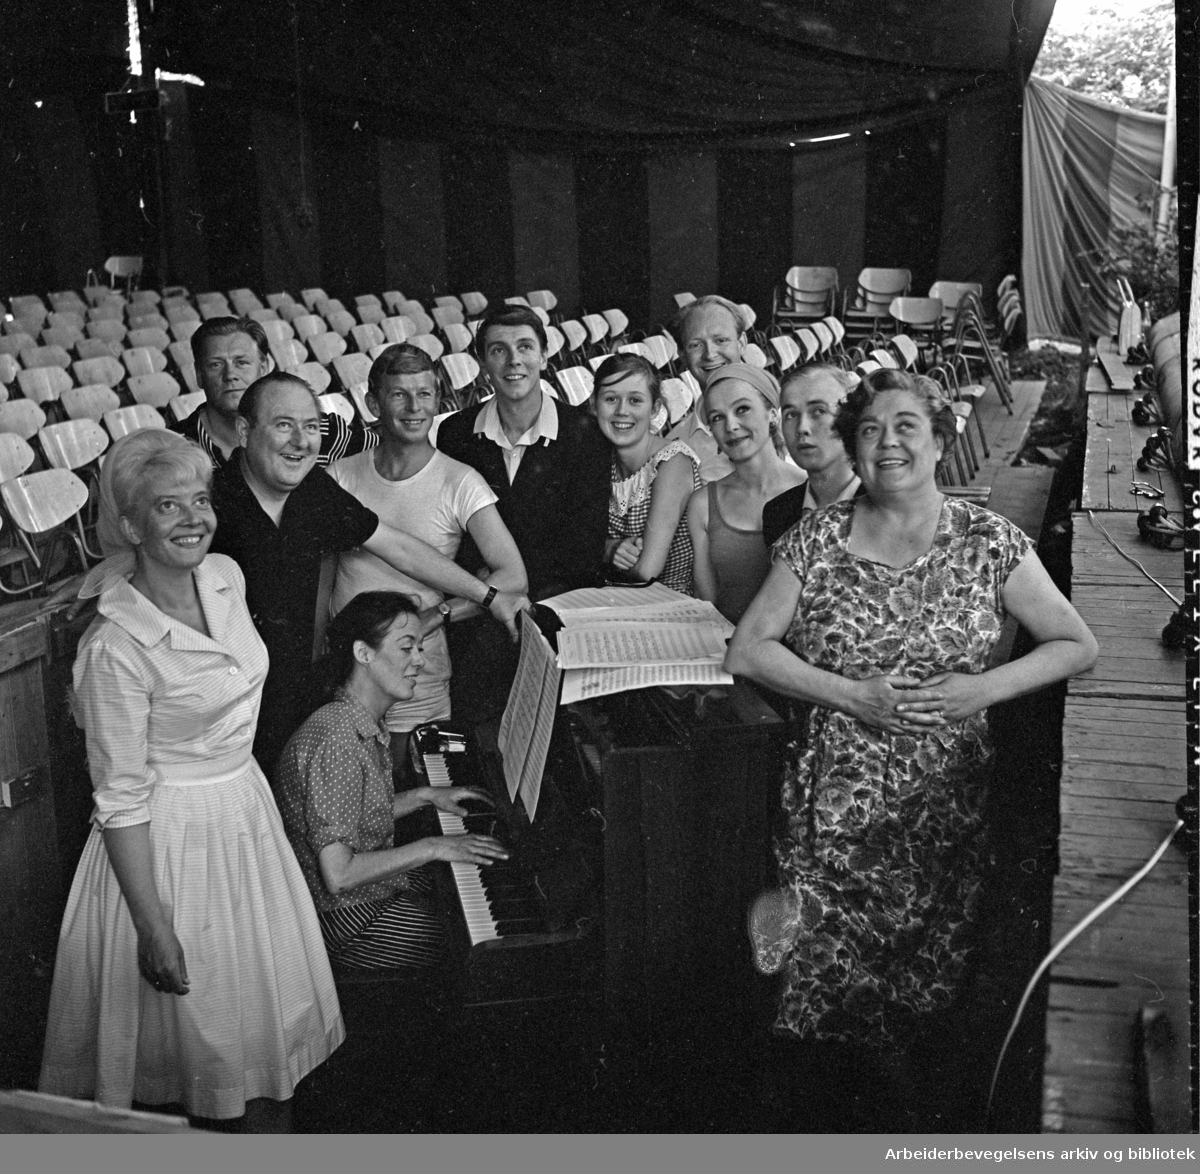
[38,554,344,1119]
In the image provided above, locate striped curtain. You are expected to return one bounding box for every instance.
[1022,76,1166,342]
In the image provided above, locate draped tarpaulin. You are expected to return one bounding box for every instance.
[1022,76,1167,342]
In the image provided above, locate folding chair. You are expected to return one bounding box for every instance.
[444,323,474,355]
[62,384,120,422]
[71,352,121,388]
[293,314,325,342]
[16,366,71,407]
[928,361,989,460]
[5,313,44,337]
[540,378,560,400]
[504,296,531,308]
[122,346,168,379]
[355,294,383,311]
[169,391,206,424]
[260,319,295,346]
[102,255,143,294]
[47,310,85,333]
[128,372,181,410]
[170,318,201,343]
[9,295,47,317]
[277,302,307,323]
[127,313,169,334]
[42,328,83,352]
[674,293,696,309]
[350,323,386,354]
[346,383,377,425]
[76,338,120,362]
[0,399,48,439]
[527,290,558,314]
[773,266,839,329]
[890,335,920,371]
[554,366,594,407]
[559,320,588,359]
[331,353,372,396]
[582,314,609,354]
[431,305,465,333]
[269,338,308,372]
[768,335,801,374]
[440,353,484,410]
[602,309,629,345]
[166,339,195,370]
[326,309,357,338]
[382,291,407,314]
[408,334,444,361]
[37,419,109,478]
[267,292,297,310]
[126,327,171,352]
[21,345,71,371]
[888,298,943,368]
[742,343,769,369]
[433,295,464,312]
[48,292,87,315]
[247,308,280,325]
[380,316,415,346]
[616,342,652,361]
[178,366,201,396]
[587,355,607,372]
[103,404,166,440]
[641,335,674,373]
[86,319,127,346]
[86,298,124,321]
[309,332,348,368]
[0,354,18,389]
[399,303,435,336]
[229,288,263,315]
[129,288,160,307]
[292,362,332,394]
[680,370,703,404]
[318,392,356,425]
[0,334,36,359]
[928,281,982,330]
[659,378,693,427]
[315,298,348,320]
[163,304,200,328]
[843,268,911,342]
[0,434,36,482]
[1,467,95,583]
[460,292,488,318]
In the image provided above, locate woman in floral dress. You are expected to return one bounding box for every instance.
[592,352,700,593]
[726,369,1096,1125]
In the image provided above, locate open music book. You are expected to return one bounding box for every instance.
[540,585,735,703]
[496,610,561,820]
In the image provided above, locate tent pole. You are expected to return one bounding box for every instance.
[1155,59,1176,239]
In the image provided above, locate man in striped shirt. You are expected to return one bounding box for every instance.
[171,316,375,466]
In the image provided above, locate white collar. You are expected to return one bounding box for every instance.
[473,391,559,448]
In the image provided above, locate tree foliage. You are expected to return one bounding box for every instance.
[1033,1,1174,114]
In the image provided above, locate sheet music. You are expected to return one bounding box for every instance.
[556,622,728,668]
[560,660,734,704]
[497,610,560,820]
[556,598,732,632]
[541,582,685,612]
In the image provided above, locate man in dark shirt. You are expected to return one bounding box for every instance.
[436,304,609,600]
[172,315,373,467]
[435,303,609,719]
[210,372,528,776]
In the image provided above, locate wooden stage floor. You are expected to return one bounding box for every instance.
[1040,343,1190,1134]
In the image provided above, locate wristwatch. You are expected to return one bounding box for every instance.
[437,601,453,628]
[481,586,498,611]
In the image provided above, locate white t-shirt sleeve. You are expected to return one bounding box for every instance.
[449,463,499,530]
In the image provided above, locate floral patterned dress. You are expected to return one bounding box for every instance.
[771,496,1033,1046]
[609,438,701,594]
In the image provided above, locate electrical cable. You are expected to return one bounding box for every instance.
[985,818,1185,1123]
[1086,509,1182,605]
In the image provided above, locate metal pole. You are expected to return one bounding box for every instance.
[1077,280,1090,402]
[1156,59,1176,239]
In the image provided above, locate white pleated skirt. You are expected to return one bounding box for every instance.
[38,754,345,1120]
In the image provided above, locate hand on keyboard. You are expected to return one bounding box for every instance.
[432,834,510,866]
[425,786,494,817]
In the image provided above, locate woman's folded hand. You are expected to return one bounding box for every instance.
[901,671,992,722]
[848,674,947,735]
[137,924,190,996]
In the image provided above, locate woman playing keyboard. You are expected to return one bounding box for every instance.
[276,591,508,970]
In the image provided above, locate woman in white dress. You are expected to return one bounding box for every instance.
[38,430,343,1131]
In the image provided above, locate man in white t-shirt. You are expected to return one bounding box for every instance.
[328,345,527,739]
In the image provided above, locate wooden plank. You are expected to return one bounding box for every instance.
[986,465,1055,539]
[1060,777,1185,805]
[1096,349,1137,390]
[1080,393,1183,514]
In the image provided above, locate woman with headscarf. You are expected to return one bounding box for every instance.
[39,430,343,1131]
[685,362,806,622]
